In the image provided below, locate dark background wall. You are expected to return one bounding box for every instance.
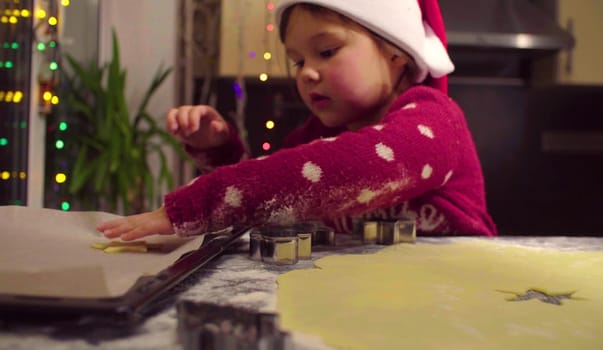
[451,83,603,235]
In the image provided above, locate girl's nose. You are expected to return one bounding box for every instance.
[299,65,320,84]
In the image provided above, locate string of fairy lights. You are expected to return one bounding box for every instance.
[0,0,70,208]
[235,0,278,154]
[260,0,277,153]
[39,0,72,211]
[0,0,35,205]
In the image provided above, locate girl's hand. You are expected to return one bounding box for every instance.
[166,105,229,150]
[97,207,174,241]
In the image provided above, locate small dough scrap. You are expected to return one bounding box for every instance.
[91,240,161,254]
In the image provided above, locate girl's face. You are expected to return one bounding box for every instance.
[284,6,408,130]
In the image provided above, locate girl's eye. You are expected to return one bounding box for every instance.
[320,48,338,58]
[293,60,304,68]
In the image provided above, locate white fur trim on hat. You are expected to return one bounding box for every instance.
[275,0,454,83]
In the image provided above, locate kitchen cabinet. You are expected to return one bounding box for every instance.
[554,0,603,85]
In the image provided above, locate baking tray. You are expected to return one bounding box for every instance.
[0,226,250,328]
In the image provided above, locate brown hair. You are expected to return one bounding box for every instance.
[278,3,417,83]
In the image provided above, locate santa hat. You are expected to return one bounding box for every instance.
[275,0,454,93]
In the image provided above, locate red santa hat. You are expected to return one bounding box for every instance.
[276,0,454,94]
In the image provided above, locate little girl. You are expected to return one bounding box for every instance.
[98,0,497,240]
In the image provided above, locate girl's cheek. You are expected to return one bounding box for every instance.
[296,81,311,105]
[325,67,353,92]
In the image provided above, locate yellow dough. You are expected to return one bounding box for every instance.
[91,240,161,253]
[277,240,603,350]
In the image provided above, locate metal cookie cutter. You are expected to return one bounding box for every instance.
[177,300,291,350]
[294,222,336,247]
[249,225,299,265]
[249,223,336,265]
[362,219,416,245]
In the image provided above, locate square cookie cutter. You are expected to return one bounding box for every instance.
[249,223,336,265]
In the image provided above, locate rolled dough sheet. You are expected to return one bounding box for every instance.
[277,240,603,350]
[0,205,204,298]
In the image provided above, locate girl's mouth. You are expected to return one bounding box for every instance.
[309,93,330,108]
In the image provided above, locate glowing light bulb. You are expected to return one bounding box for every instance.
[59,122,68,131]
[49,61,58,70]
[1,171,10,180]
[48,16,58,26]
[265,120,275,130]
[263,52,272,60]
[37,9,46,19]
[21,9,30,17]
[19,172,26,180]
[37,42,46,51]
[267,2,275,10]
[61,201,71,211]
[13,91,23,103]
[55,173,67,184]
[43,91,52,101]
[9,16,17,24]
[266,24,274,32]
[51,96,59,104]
[55,139,64,149]
[259,73,268,82]
[262,142,271,151]
[0,138,7,146]
[61,0,71,6]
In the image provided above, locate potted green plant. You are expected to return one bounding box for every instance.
[59,30,186,214]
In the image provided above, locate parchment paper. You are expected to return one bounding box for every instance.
[0,205,204,298]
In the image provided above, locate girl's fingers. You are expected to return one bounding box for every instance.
[165,105,227,148]
[120,227,149,241]
[98,219,135,238]
[166,108,181,133]
[98,207,174,241]
[176,106,193,131]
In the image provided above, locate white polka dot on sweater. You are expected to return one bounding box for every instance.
[418,124,434,139]
[421,164,433,179]
[224,186,243,207]
[302,161,322,183]
[375,143,394,162]
[403,102,417,110]
[357,188,377,204]
[442,170,453,185]
[373,124,384,131]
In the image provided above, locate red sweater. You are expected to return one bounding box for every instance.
[164,86,497,237]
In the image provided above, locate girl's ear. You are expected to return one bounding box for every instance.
[389,50,410,67]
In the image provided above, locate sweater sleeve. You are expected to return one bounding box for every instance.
[164,87,471,236]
